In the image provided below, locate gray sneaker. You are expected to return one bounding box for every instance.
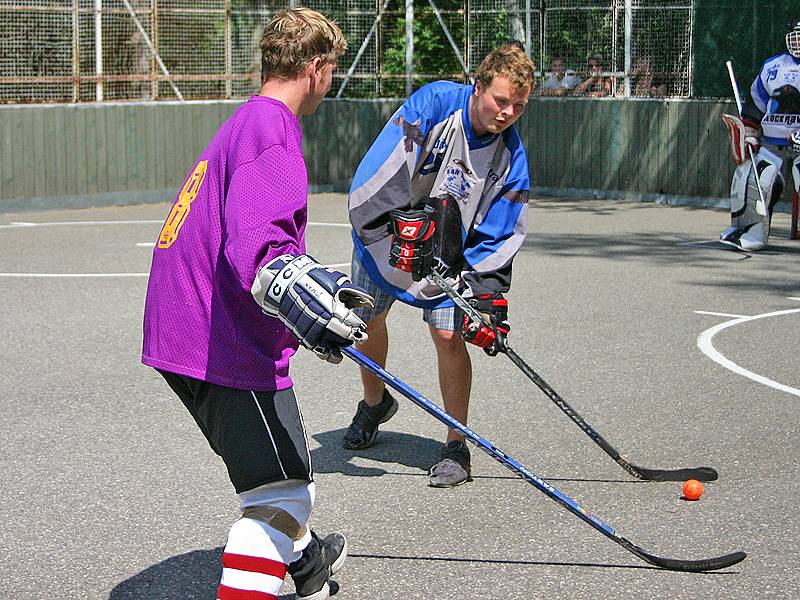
[429,440,472,487]
[342,389,398,450]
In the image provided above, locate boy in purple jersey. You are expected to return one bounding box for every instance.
[142,9,373,600]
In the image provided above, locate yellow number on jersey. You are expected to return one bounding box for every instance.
[157,160,208,249]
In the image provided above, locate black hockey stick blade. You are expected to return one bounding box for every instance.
[621,538,746,572]
[502,346,720,482]
[426,268,720,483]
[629,464,718,482]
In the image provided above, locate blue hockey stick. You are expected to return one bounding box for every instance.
[342,346,745,572]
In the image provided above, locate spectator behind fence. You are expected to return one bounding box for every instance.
[538,56,582,96]
[574,56,612,97]
[631,57,668,97]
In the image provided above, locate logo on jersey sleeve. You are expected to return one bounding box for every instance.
[394,115,425,152]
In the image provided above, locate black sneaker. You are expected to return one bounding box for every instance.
[288,531,347,600]
[342,389,398,450]
[429,440,472,487]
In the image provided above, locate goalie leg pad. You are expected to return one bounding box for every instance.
[726,148,785,249]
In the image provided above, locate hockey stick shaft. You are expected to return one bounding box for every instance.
[726,60,767,216]
[342,346,745,572]
[725,61,743,113]
[427,269,717,482]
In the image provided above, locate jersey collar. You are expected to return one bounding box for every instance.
[462,84,500,149]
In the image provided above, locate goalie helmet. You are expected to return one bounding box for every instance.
[786,19,800,58]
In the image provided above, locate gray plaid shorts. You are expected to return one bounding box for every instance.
[350,250,461,331]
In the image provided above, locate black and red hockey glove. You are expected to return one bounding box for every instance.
[461,293,510,356]
[388,207,436,281]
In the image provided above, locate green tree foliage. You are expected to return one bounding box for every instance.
[381,8,466,96]
[694,0,797,98]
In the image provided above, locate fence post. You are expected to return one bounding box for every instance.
[405,0,414,96]
[95,0,103,101]
[624,0,632,98]
[73,0,79,102]
[225,0,232,99]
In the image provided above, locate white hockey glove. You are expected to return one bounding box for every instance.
[743,122,761,155]
[251,254,374,364]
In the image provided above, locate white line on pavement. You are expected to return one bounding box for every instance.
[697,308,800,398]
[694,310,748,318]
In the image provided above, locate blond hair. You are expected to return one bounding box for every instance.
[475,42,537,93]
[260,8,347,84]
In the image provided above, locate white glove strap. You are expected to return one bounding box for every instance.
[252,254,315,316]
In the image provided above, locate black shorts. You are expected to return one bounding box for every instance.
[158,370,313,494]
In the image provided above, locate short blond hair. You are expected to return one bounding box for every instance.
[475,42,537,93]
[260,8,347,84]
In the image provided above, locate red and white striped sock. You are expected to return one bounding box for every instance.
[216,517,295,600]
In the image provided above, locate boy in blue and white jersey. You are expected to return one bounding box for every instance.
[343,42,537,487]
[721,18,800,250]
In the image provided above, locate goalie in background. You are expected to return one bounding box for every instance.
[343,42,536,488]
[720,17,800,251]
[141,9,367,600]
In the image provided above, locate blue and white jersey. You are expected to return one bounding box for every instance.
[743,52,800,146]
[348,81,530,308]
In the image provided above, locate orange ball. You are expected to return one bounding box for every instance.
[682,479,704,501]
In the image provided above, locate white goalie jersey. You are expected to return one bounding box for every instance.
[743,52,800,147]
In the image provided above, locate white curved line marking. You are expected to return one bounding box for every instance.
[697,308,800,397]
[695,310,747,318]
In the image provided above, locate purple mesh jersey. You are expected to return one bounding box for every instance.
[142,96,307,391]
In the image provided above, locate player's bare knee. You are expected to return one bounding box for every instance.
[429,327,465,353]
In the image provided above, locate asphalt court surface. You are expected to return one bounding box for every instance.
[1,195,799,599]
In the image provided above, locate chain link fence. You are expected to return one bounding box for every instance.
[1,0,694,103]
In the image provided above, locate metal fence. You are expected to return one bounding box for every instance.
[0,0,693,103]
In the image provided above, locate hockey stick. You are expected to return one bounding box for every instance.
[790,131,800,240]
[726,60,768,217]
[342,346,745,572]
[427,268,718,482]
